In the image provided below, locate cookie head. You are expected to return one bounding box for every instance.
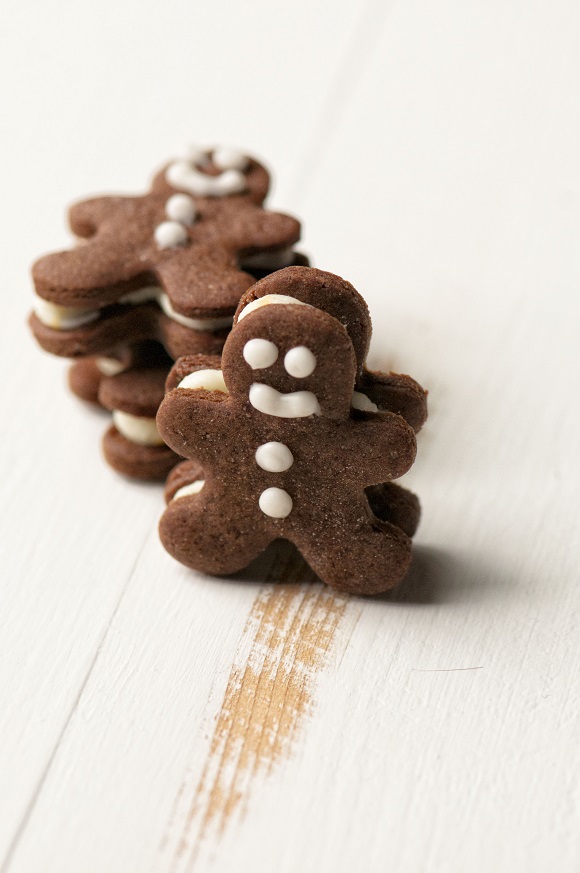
[234,266,372,374]
[222,299,357,420]
[151,145,271,205]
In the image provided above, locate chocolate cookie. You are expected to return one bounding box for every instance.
[99,361,179,480]
[157,267,425,595]
[30,147,304,361]
[67,342,168,406]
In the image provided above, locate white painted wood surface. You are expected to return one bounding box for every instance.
[1,1,579,871]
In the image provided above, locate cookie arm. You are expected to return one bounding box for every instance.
[156,390,231,462]
[68,196,130,238]
[344,413,417,484]
[226,205,301,254]
[156,253,253,315]
[359,369,428,433]
[32,237,137,301]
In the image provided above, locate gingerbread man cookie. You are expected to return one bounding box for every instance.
[157,267,424,595]
[30,146,303,362]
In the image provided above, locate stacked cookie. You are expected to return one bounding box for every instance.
[30,147,307,479]
[158,266,426,595]
[30,147,427,594]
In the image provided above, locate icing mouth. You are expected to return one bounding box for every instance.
[166,147,249,198]
[34,287,233,334]
[249,383,321,418]
[112,410,165,446]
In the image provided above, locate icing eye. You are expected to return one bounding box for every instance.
[165,193,197,225]
[213,147,249,172]
[243,338,279,369]
[284,346,316,378]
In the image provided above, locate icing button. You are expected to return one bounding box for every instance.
[259,487,293,518]
[154,220,188,249]
[165,193,197,225]
[255,441,294,472]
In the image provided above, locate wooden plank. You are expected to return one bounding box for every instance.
[0,0,365,866]
[2,0,580,870]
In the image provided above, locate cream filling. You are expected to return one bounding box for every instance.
[33,296,100,330]
[178,369,228,393]
[351,391,378,413]
[172,479,205,501]
[112,410,165,446]
[34,286,232,333]
[96,357,126,376]
[119,286,233,331]
[241,247,296,272]
[237,294,312,322]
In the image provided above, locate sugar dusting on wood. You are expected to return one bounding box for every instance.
[163,549,356,870]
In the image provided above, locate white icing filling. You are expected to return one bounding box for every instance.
[166,160,247,197]
[165,193,197,225]
[351,391,379,413]
[255,441,294,472]
[34,296,100,330]
[237,294,311,322]
[284,346,316,378]
[118,286,160,306]
[241,247,295,271]
[119,286,232,332]
[112,410,165,446]
[212,147,249,172]
[243,338,279,369]
[172,479,205,501]
[259,487,293,519]
[96,357,126,376]
[154,220,188,249]
[249,383,320,418]
[178,369,228,393]
[158,292,233,331]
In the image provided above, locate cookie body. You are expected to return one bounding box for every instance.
[31,148,303,362]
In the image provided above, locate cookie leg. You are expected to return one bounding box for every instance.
[159,495,272,576]
[365,482,421,538]
[68,357,105,405]
[297,506,413,596]
[102,426,178,481]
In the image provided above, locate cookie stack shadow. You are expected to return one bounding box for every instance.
[30,145,427,595]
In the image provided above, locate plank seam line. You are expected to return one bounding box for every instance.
[0,526,154,873]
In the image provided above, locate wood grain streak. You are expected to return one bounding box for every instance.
[165,556,352,871]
